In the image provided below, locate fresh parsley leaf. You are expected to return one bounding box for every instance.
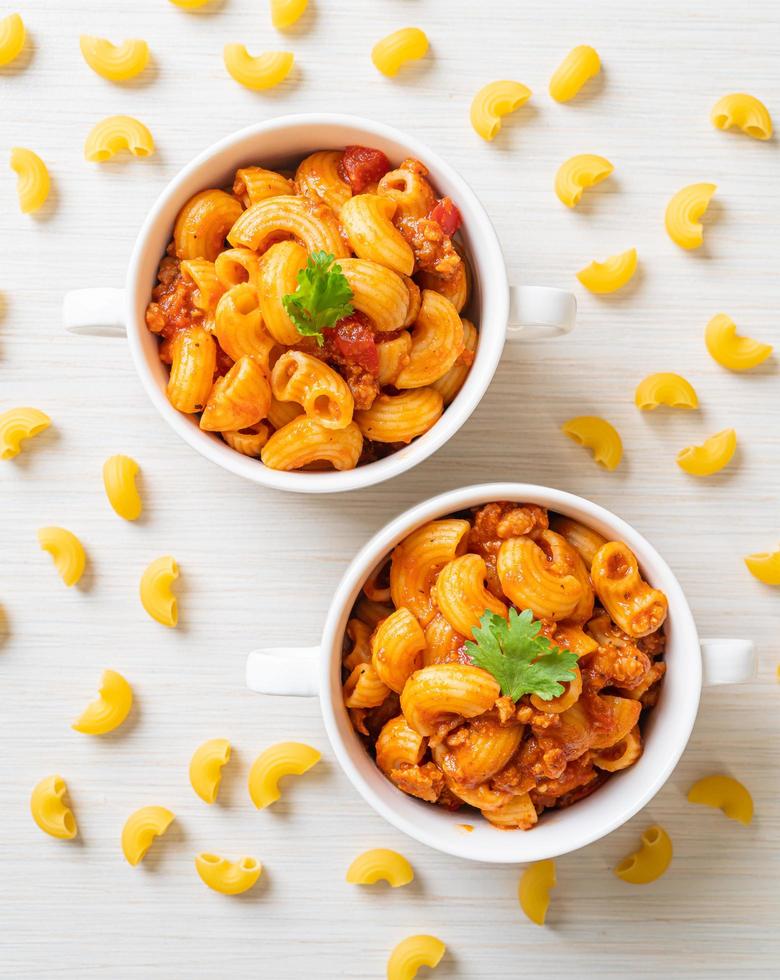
[465,608,579,702]
[281,250,354,346]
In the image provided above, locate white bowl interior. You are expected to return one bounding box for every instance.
[127,114,508,493]
[320,483,701,863]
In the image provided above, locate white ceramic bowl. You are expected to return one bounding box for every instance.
[63,114,576,493]
[246,483,755,863]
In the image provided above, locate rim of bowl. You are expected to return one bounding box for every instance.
[126,113,509,494]
[319,482,702,862]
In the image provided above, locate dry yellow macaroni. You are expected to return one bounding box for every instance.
[270,0,308,29]
[223,45,293,91]
[345,848,414,888]
[549,45,600,102]
[687,774,753,825]
[614,825,672,884]
[195,853,262,895]
[72,668,133,735]
[84,115,155,162]
[676,428,737,476]
[518,859,556,925]
[744,548,780,586]
[30,775,78,840]
[664,182,717,250]
[121,806,175,866]
[554,154,613,208]
[387,935,446,980]
[79,36,150,81]
[103,454,142,521]
[711,93,773,141]
[561,416,623,470]
[635,373,698,410]
[705,313,773,371]
[248,741,321,808]
[0,407,50,459]
[140,555,179,627]
[189,738,232,804]
[38,527,86,587]
[470,80,532,141]
[576,248,637,294]
[169,0,212,7]
[0,12,24,66]
[371,28,429,77]
[10,148,50,213]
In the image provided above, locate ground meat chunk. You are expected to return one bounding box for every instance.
[580,643,651,690]
[397,215,462,279]
[145,256,203,340]
[389,762,445,802]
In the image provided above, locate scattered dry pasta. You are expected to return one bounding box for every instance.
[518,859,556,925]
[346,848,414,887]
[554,154,613,208]
[687,774,753,824]
[169,0,213,7]
[223,45,293,90]
[103,454,142,521]
[387,935,446,980]
[614,825,672,884]
[30,775,78,840]
[470,80,532,141]
[84,115,154,162]
[576,248,637,294]
[270,0,308,29]
[371,28,429,77]
[79,36,150,81]
[549,45,600,102]
[0,407,51,459]
[38,527,86,587]
[189,738,232,804]
[676,428,736,476]
[664,182,717,250]
[0,12,24,66]
[10,148,50,213]
[248,741,321,808]
[711,93,772,141]
[121,806,175,866]
[635,373,698,410]
[561,416,623,470]
[705,313,773,371]
[72,668,133,735]
[744,548,780,586]
[195,854,262,895]
[140,556,179,627]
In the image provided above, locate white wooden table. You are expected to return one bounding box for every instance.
[2,1,778,976]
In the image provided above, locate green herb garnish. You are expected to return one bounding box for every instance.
[281,250,354,346]
[466,608,579,702]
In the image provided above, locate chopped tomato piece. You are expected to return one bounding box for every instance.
[428,197,462,237]
[339,146,392,193]
[324,311,379,374]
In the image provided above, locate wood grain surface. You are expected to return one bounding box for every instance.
[1,1,778,977]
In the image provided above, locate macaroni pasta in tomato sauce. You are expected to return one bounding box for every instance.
[343,503,668,830]
[144,146,474,472]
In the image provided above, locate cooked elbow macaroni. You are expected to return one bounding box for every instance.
[676,428,737,476]
[344,501,667,829]
[518,859,556,925]
[711,93,772,141]
[0,12,25,66]
[687,774,753,824]
[248,741,321,808]
[145,146,474,472]
[30,775,78,840]
[387,935,446,980]
[189,738,232,804]
[665,182,717,250]
[38,527,86,587]
[549,45,601,102]
[195,853,262,895]
[705,313,773,371]
[140,555,179,627]
[103,454,143,520]
[614,825,672,884]
[346,848,414,887]
[79,36,150,81]
[72,668,133,735]
[371,28,429,77]
[121,806,175,865]
[84,115,154,162]
[10,148,50,213]
[470,80,532,141]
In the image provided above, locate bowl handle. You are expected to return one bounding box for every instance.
[246,646,320,697]
[700,638,756,686]
[507,284,577,340]
[62,287,126,337]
